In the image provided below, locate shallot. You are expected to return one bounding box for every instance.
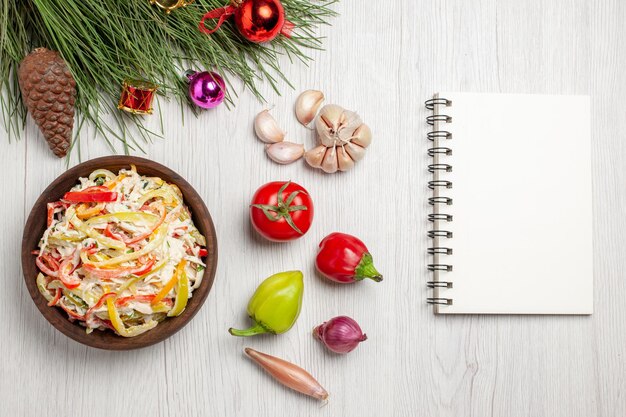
[244,347,329,401]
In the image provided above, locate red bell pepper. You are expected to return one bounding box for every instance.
[315,232,383,284]
[47,202,64,227]
[36,254,60,277]
[92,317,115,331]
[124,205,166,244]
[115,294,156,307]
[59,301,85,320]
[198,248,208,257]
[82,258,155,280]
[104,224,127,241]
[58,259,81,289]
[83,242,99,255]
[47,288,62,307]
[85,292,116,322]
[63,186,118,203]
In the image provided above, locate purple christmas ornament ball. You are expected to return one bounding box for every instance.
[186,70,225,109]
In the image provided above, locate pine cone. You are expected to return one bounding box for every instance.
[18,48,76,158]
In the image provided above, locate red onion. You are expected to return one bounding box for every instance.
[313,316,367,354]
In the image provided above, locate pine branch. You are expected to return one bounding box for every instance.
[0,0,337,155]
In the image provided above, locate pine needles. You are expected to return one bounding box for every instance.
[0,0,336,153]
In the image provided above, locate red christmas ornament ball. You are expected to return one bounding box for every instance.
[234,0,285,43]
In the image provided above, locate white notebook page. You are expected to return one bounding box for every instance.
[433,93,593,314]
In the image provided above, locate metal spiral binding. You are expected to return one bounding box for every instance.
[425,97,453,306]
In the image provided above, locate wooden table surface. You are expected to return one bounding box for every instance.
[1,1,625,416]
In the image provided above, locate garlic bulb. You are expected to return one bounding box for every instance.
[265,141,304,164]
[304,145,327,169]
[305,103,372,173]
[295,90,324,126]
[315,105,362,148]
[254,109,285,143]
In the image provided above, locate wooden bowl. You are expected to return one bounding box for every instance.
[21,156,218,350]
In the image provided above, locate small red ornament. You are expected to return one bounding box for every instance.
[199,0,294,44]
[117,79,158,115]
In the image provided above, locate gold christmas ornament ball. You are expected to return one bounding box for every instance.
[149,0,194,13]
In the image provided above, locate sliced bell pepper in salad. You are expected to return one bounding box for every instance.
[115,257,169,295]
[34,167,207,337]
[47,288,62,306]
[36,273,54,303]
[58,258,81,289]
[63,186,118,203]
[82,258,155,280]
[82,224,167,268]
[67,207,127,251]
[76,203,105,220]
[167,268,189,317]
[36,254,59,277]
[115,294,156,307]
[47,202,65,227]
[152,259,186,305]
[59,300,85,320]
[85,211,160,227]
[106,297,158,337]
[84,292,116,324]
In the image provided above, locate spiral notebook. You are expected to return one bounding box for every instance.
[426,93,593,315]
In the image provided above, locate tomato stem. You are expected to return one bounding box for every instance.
[250,181,308,235]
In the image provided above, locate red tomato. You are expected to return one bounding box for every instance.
[250,181,314,242]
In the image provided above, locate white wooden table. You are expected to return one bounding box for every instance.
[1,1,625,416]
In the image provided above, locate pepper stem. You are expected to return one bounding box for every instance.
[355,253,383,282]
[228,321,269,337]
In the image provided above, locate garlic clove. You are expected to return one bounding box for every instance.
[345,142,367,162]
[321,146,339,174]
[337,146,355,171]
[265,141,304,164]
[295,90,324,126]
[254,109,285,143]
[337,110,363,143]
[304,145,327,169]
[315,104,345,147]
[351,123,372,148]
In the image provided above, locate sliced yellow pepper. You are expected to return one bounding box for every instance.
[48,282,99,306]
[104,173,126,190]
[136,187,179,206]
[116,257,169,296]
[106,297,157,338]
[88,169,116,183]
[167,269,189,317]
[151,302,171,314]
[152,259,186,305]
[83,224,167,268]
[36,273,54,303]
[49,233,86,243]
[76,203,105,220]
[85,211,159,227]
[79,224,126,251]
[68,207,126,251]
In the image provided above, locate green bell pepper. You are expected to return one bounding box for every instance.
[229,270,304,337]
